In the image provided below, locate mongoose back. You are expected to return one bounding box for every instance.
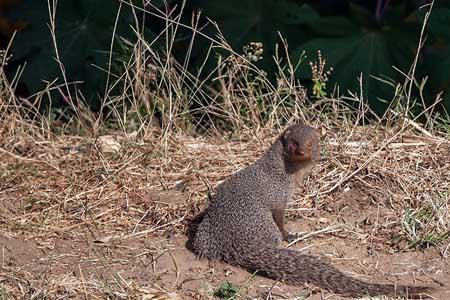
[192,124,433,299]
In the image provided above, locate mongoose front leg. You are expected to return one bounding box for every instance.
[272,208,299,242]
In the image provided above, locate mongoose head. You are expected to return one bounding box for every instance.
[281,124,320,162]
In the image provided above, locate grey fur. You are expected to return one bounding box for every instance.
[192,124,432,299]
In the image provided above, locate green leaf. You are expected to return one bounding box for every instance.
[191,0,312,51]
[422,45,450,111]
[284,3,320,25]
[214,281,238,299]
[10,0,137,105]
[348,2,376,27]
[306,16,360,37]
[427,8,450,40]
[294,35,361,79]
[294,28,415,112]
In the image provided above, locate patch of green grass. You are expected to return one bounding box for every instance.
[402,193,450,249]
[8,163,39,177]
[214,281,239,299]
[0,286,8,300]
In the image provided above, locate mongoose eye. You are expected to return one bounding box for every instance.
[287,141,297,154]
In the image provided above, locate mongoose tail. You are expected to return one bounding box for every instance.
[236,242,433,299]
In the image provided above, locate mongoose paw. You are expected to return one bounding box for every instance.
[283,232,300,242]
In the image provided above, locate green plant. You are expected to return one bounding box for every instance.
[214,281,239,299]
[188,0,450,113]
[8,0,153,107]
[0,286,9,300]
[309,50,333,98]
[402,193,450,249]
[7,0,450,119]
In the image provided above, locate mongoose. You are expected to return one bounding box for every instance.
[192,124,432,299]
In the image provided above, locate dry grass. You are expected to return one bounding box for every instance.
[1,1,449,299]
[1,113,449,299]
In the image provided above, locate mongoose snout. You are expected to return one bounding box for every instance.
[282,125,320,162]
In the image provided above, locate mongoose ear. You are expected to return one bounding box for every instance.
[282,129,291,142]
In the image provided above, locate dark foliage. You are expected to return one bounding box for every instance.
[4,0,450,114]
